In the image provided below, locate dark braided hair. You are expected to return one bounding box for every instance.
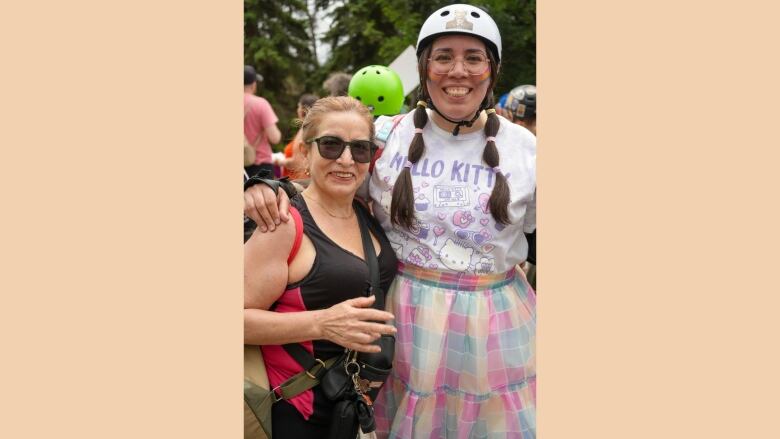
[390,100,429,229]
[390,41,511,229]
[483,105,510,225]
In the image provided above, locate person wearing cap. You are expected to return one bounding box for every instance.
[243,4,536,437]
[244,65,282,177]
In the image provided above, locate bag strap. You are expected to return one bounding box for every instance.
[244,354,341,405]
[356,205,382,309]
[282,343,319,371]
[273,354,341,400]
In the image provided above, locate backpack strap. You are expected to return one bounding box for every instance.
[374,114,406,147]
[371,113,406,173]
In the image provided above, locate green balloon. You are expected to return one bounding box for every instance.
[348,65,405,116]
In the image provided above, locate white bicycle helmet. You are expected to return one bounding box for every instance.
[416,4,502,63]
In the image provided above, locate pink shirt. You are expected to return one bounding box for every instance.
[244,93,278,165]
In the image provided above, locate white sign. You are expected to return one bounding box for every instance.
[388,45,419,97]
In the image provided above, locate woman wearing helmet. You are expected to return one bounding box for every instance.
[369,5,536,437]
[244,4,536,437]
[505,84,537,135]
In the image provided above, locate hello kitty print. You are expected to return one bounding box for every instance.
[369,112,537,274]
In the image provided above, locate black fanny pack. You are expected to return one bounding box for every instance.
[318,333,392,438]
[320,333,395,403]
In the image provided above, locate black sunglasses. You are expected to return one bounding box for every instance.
[306,136,377,164]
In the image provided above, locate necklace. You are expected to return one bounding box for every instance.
[302,192,355,220]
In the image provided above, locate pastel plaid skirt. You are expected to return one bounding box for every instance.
[374,263,536,439]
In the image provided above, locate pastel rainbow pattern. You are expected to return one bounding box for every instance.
[375,263,536,438]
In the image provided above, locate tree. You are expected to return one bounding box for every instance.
[485,0,536,97]
[244,0,318,145]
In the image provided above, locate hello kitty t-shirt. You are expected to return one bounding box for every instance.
[369,111,536,274]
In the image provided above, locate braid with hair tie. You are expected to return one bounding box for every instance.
[390,99,429,228]
[482,99,511,224]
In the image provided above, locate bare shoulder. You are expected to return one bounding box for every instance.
[244,217,296,263]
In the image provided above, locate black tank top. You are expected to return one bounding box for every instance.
[264,194,398,426]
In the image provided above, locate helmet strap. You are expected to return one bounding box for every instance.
[427,96,490,136]
[428,100,485,136]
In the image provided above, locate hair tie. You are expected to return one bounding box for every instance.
[486,108,496,115]
[404,160,413,169]
[416,100,428,108]
[492,166,502,175]
[486,136,496,143]
[414,128,423,134]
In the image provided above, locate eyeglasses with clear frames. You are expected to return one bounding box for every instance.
[427,52,490,75]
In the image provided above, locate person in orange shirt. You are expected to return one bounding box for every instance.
[279,94,319,181]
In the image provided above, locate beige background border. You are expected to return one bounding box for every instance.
[1,1,243,437]
[538,1,780,437]
[2,1,780,437]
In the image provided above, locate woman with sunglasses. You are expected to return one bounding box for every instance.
[244,96,399,437]
[245,4,536,437]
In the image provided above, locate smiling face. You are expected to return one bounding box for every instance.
[303,111,371,200]
[424,35,493,121]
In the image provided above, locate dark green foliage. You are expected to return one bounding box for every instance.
[244,0,316,148]
[486,0,536,97]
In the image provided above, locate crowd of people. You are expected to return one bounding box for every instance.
[244,3,537,438]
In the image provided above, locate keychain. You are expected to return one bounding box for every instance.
[346,352,376,433]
